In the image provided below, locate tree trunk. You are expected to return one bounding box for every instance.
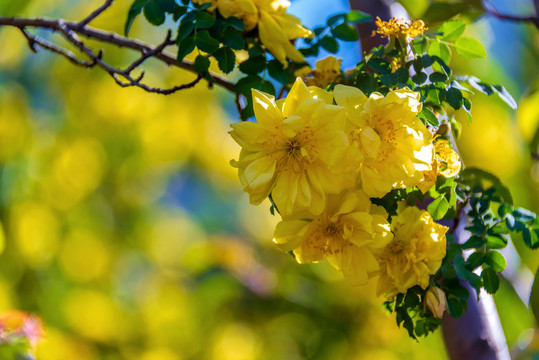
[347,1,512,359]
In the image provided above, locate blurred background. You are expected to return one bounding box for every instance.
[0,0,537,359]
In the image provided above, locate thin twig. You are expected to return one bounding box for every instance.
[112,72,204,94]
[18,27,96,67]
[77,0,114,28]
[124,29,174,75]
[483,7,539,29]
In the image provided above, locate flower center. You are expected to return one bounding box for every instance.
[324,222,343,238]
[283,138,301,159]
[388,238,405,254]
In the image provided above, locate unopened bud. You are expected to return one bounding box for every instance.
[425,287,447,319]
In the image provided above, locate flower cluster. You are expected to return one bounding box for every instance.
[194,0,312,65]
[372,16,428,40]
[230,77,454,299]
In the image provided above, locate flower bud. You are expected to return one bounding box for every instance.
[425,287,447,319]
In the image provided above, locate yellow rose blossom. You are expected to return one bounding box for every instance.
[372,17,427,40]
[375,206,447,298]
[334,85,434,198]
[418,138,462,193]
[229,78,349,217]
[273,190,393,285]
[196,0,311,65]
[295,56,342,88]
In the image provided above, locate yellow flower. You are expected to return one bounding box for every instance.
[229,78,349,217]
[375,206,447,298]
[417,138,462,193]
[273,190,393,285]
[295,56,342,88]
[334,85,434,198]
[372,17,427,40]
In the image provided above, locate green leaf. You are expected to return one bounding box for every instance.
[482,268,500,294]
[319,36,339,54]
[125,0,148,36]
[428,196,449,220]
[327,13,345,27]
[454,37,487,59]
[195,30,220,54]
[438,20,466,41]
[523,227,539,249]
[428,40,451,65]
[331,23,359,41]
[418,107,438,126]
[172,6,187,21]
[513,208,537,222]
[466,251,484,270]
[143,0,166,26]
[486,235,508,249]
[491,85,517,110]
[234,75,262,96]
[177,17,195,41]
[267,60,289,84]
[367,58,391,74]
[239,56,266,74]
[345,10,372,24]
[213,46,235,74]
[429,72,448,83]
[485,250,506,271]
[412,72,427,84]
[195,11,216,29]
[224,16,245,31]
[194,54,210,73]
[529,266,539,323]
[177,36,195,62]
[156,0,178,13]
[447,296,466,318]
[446,87,463,110]
[222,28,245,50]
[462,236,483,249]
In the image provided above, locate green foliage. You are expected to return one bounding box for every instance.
[383,286,443,339]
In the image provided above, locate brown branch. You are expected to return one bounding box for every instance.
[484,8,539,29]
[0,16,236,93]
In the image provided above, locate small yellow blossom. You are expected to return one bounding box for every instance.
[372,17,427,40]
[229,78,349,217]
[418,138,462,193]
[197,0,311,65]
[375,206,447,298]
[273,190,393,285]
[295,56,342,88]
[334,85,434,198]
[425,286,447,319]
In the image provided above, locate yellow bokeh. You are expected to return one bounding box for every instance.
[59,229,111,282]
[63,289,129,343]
[11,202,60,267]
[212,323,260,360]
